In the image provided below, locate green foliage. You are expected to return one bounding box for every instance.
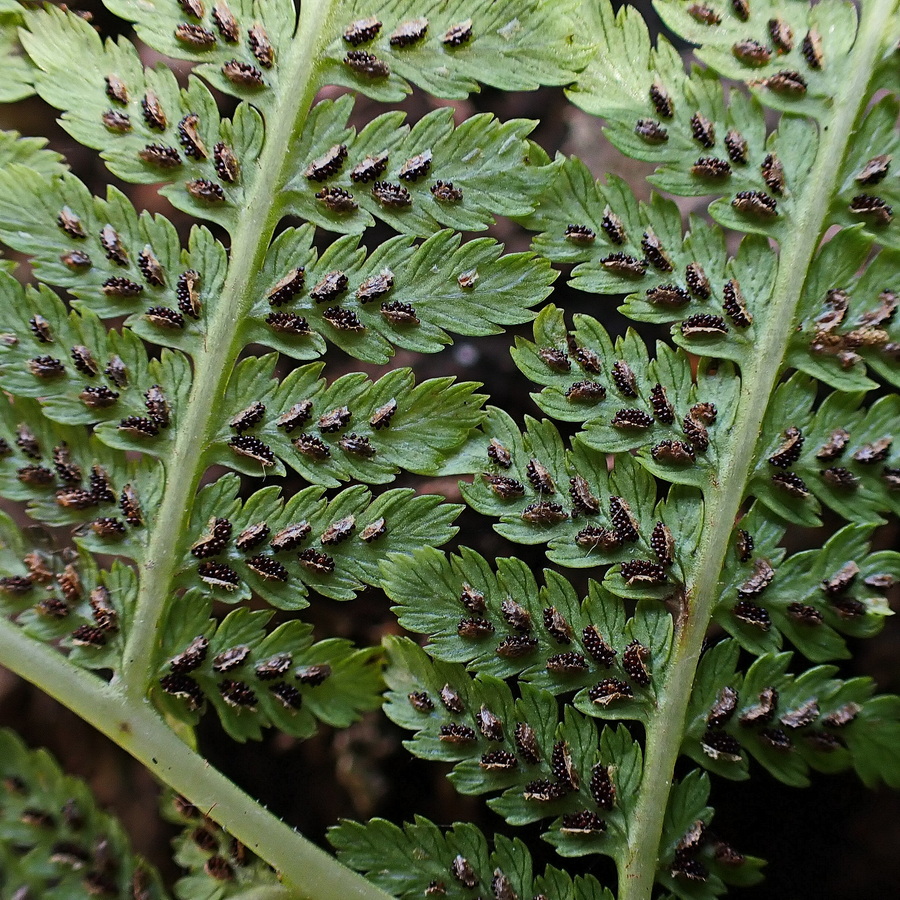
[153,595,382,741]
[384,546,674,715]
[749,377,900,525]
[0,0,899,899]
[330,817,613,900]
[684,639,900,789]
[713,512,896,661]
[0,1,32,103]
[345,0,900,896]
[0,727,167,898]
[177,475,461,606]
[282,96,554,236]
[379,638,764,899]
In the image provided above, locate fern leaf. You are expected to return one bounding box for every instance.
[175,473,459,606]
[826,95,900,251]
[384,636,631,859]
[684,639,900,790]
[322,0,590,100]
[788,227,900,391]
[21,6,569,235]
[0,274,194,450]
[103,0,588,104]
[657,0,857,113]
[524,1,900,383]
[0,396,162,554]
[559,1,688,121]
[385,546,612,685]
[102,0,296,105]
[558,1,781,224]
[383,545,680,721]
[509,304,740,486]
[166,790,288,898]
[0,3,32,102]
[0,129,65,176]
[245,225,554,363]
[0,728,167,897]
[21,7,259,225]
[656,769,765,898]
[0,165,227,345]
[461,412,690,576]
[522,162,787,360]
[0,505,139,672]
[0,165,550,364]
[749,374,900,526]
[202,355,484,482]
[497,308,900,533]
[3,0,899,896]
[152,595,381,741]
[382,636,756,886]
[283,95,554,236]
[529,169,712,297]
[714,510,897,663]
[330,817,614,900]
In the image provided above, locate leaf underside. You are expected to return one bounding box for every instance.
[0,1,899,900]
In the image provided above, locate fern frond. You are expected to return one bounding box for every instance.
[749,374,900,526]
[447,3,900,895]
[177,473,460,606]
[0,2,32,103]
[0,129,65,176]
[246,226,554,363]
[104,0,588,103]
[331,817,613,900]
[0,0,607,895]
[684,639,900,789]
[380,636,759,894]
[656,0,858,113]
[0,727,167,897]
[3,0,899,896]
[152,595,382,741]
[0,396,162,555]
[21,6,259,228]
[203,355,485,482]
[0,507,138,672]
[283,95,553,236]
[461,411,701,578]
[788,228,900,391]
[0,165,225,344]
[521,156,900,455]
[714,511,896,662]
[384,545,676,710]
[166,789,289,898]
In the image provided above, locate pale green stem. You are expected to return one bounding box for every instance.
[0,617,392,900]
[122,0,343,699]
[618,3,897,898]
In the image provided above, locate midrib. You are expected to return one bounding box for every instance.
[618,2,897,896]
[121,0,342,699]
